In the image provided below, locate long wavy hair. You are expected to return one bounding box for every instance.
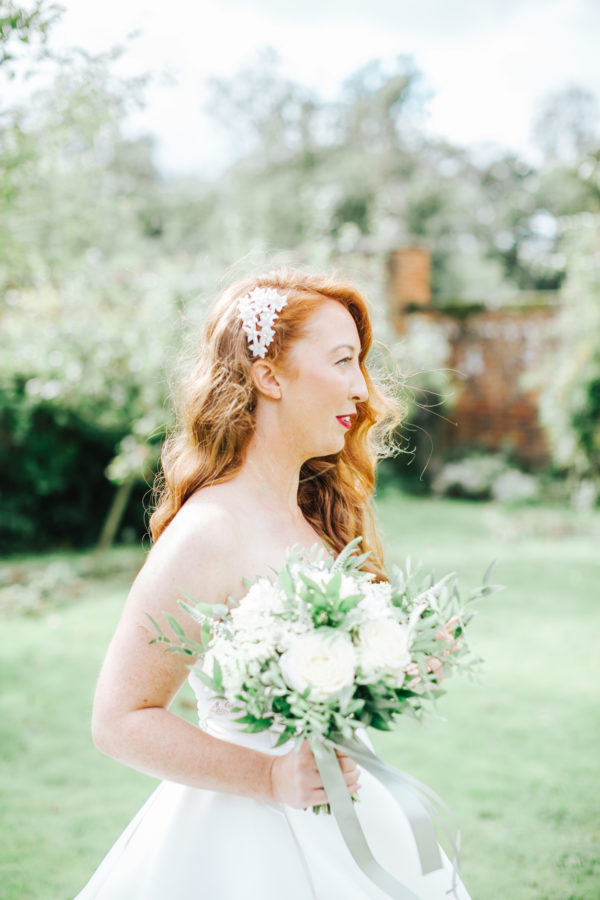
[149,267,404,578]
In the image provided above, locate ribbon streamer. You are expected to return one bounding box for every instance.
[309,733,462,900]
[333,733,462,880]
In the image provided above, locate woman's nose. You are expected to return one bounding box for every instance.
[351,366,369,402]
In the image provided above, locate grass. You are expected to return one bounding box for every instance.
[1,493,599,899]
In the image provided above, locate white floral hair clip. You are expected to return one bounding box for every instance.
[237,286,288,358]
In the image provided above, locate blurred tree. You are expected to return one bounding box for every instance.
[0,46,154,287]
[471,153,566,291]
[0,24,214,550]
[529,86,600,234]
[204,53,568,300]
[528,215,600,497]
[532,85,600,166]
[0,0,59,75]
[206,56,438,280]
[206,47,320,168]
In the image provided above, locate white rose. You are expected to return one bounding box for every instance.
[356,619,412,687]
[279,629,356,701]
[347,581,394,627]
[230,580,285,636]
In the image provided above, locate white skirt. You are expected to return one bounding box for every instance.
[74,675,471,900]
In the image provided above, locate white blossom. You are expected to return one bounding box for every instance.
[230,579,285,636]
[203,637,244,697]
[346,581,395,628]
[355,619,412,687]
[279,629,356,700]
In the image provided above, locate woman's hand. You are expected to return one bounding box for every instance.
[269,741,361,809]
[404,656,444,686]
[435,614,463,656]
[404,615,463,689]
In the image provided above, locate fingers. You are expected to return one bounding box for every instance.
[426,656,443,675]
[305,770,361,808]
[335,751,358,773]
[297,739,317,762]
[304,744,358,776]
[405,657,447,690]
[346,770,361,793]
[293,744,362,807]
[334,751,361,794]
[307,788,329,807]
[336,751,360,781]
[424,655,444,684]
[436,616,463,655]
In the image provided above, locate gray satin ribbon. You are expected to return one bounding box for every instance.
[309,733,462,900]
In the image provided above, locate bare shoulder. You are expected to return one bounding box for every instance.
[152,491,240,563]
[131,491,242,616]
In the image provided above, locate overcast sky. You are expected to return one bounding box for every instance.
[35,0,600,174]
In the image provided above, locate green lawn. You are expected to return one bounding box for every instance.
[1,494,599,899]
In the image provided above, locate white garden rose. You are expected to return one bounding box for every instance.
[230,580,285,638]
[279,629,356,701]
[356,619,412,687]
[347,581,394,627]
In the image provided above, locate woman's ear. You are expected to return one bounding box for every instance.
[251,360,281,399]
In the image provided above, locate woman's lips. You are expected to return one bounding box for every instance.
[336,415,355,429]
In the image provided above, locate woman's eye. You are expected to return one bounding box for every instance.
[336,357,352,365]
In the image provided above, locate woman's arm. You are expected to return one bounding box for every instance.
[90,502,360,808]
[91,502,275,799]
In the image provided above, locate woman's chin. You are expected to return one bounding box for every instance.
[300,428,348,461]
[313,438,347,458]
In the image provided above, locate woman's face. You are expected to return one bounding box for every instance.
[275,300,369,460]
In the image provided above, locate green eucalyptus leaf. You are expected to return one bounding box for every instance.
[274,728,295,748]
[339,595,362,613]
[482,559,497,584]
[325,570,342,596]
[192,669,220,693]
[166,614,186,641]
[212,656,223,691]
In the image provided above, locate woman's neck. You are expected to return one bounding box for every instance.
[235,427,304,519]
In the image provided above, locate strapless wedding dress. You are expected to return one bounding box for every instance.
[73,672,471,899]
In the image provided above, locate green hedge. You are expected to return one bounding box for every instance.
[1,390,149,553]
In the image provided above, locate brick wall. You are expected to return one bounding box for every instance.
[387,249,558,466]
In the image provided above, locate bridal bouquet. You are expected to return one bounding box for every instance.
[148,536,497,754]
[148,540,499,898]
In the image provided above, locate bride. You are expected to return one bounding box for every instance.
[74,268,471,899]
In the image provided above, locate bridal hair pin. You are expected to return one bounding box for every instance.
[237,286,288,358]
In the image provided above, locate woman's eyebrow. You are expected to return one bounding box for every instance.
[330,343,358,354]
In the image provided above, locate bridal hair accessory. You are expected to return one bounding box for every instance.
[237,286,288,358]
